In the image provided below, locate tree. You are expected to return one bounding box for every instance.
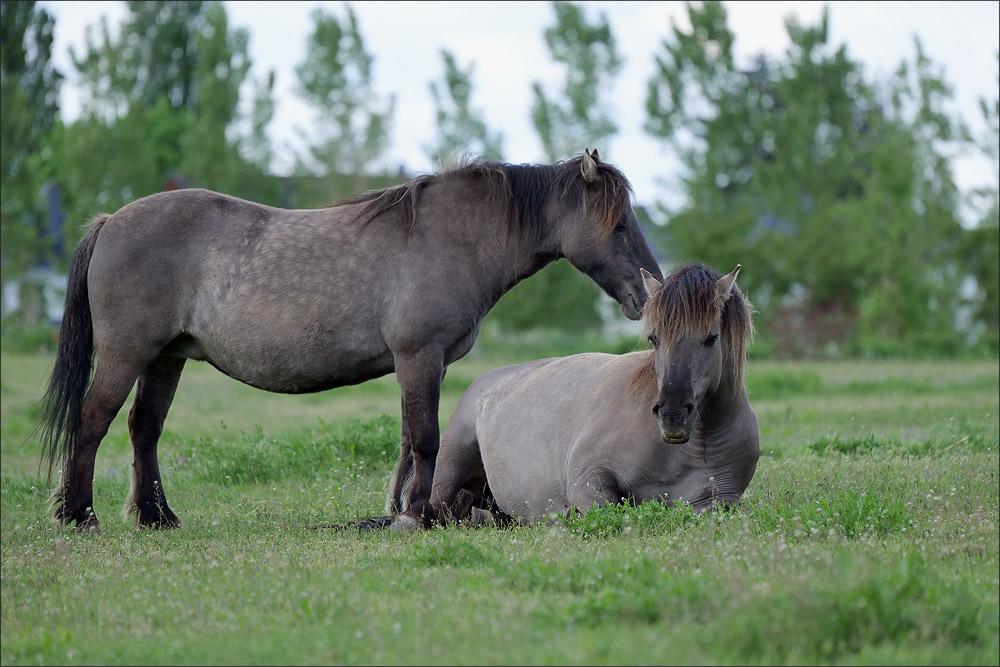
[0,0,63,283]
[62,0,276,239]
[177,2,250,193]
[531,0,622,162]
[234,68,284,206]
[961,53,999,349]
[425,49,503,166]
[293,4,396,203]
[71,1,206,119]
[644,2,970,356]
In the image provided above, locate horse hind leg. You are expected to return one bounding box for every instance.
[123,355,186,529]
[51,354,145,532]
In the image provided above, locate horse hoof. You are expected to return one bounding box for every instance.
[354,516,394,531]
[75,517,101,533]
[388,515,420,532]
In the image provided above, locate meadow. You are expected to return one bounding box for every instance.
[1,343,997,665]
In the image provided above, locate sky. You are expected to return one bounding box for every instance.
[39,1,1000,215]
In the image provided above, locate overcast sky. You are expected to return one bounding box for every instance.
[40,1,1000,214]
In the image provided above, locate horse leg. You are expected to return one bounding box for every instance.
[427,416,489,527]
[123,355,186,528]
[385,395,413,514]
[566,467,624,516]
[390,350,445,529]
[50,355,144,532]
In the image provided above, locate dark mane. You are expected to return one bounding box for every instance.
[628,262,755,395]
[332,155,634,240]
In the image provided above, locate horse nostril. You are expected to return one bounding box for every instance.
[652,403,660,417]
[685,402,695,417]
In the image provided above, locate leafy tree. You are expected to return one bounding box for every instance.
[644,1,970,356]
[961,54,999,348]
[177,2,249,193]
[71,1,205,119]
[531,0,622,162]
[242,70,277,172]
[61,1,277,240]
[0,0,62,282]
[234,68,284,206]
[425,49,503,166]
[293,4,396,203]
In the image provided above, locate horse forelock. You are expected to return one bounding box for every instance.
[330,154,633,241]
[629,262,754,395]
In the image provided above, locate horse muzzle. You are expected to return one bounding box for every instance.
[692,494,740,513]
[653,400,695,444]
[659,427,691,445]
[619,291,644,320]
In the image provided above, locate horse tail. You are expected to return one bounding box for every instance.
[38,214,109,482]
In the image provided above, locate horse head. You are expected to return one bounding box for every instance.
[558,149,662,320]
[640,262,750,444]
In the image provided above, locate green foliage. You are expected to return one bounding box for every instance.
[4,2,989,349]
[177,2,249,192]
[485,260,607,333]
[962,56,1000,343]
[293,4,396,203]
[644,2,978,356]
[72,1,206,113]
[0,1,62,283]
[531,1,622,162]
[51,0,284,256]
[425,49,504,165]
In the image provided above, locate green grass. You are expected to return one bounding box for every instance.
[2,349,998,665]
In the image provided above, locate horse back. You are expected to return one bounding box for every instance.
[85,189,399,390]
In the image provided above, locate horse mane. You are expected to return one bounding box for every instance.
[627,262,755,395]
[332,155,633,241]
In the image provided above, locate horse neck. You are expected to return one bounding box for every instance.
[468,192,563,301]
[698,373,748,433]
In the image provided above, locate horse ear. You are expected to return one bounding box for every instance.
[582,148,600,184]
[641,267,662,297]
[716,264,742,301]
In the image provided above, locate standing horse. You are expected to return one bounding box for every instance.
[38,149,661,532]
[408,261,758,529]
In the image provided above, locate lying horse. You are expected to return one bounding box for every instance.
[39,149,661,531]
[396,261,758,529]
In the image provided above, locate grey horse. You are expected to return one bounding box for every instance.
[403,261,758,528]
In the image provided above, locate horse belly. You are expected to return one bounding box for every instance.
[184,325,394,394]
[477,416,573,519]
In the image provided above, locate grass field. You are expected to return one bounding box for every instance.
[1,347,998,665]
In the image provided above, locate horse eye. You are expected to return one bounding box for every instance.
[647,333,659,347]
[704,333,719,347]
[615,221,627,233]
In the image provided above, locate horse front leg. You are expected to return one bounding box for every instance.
[390,350,444,530]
